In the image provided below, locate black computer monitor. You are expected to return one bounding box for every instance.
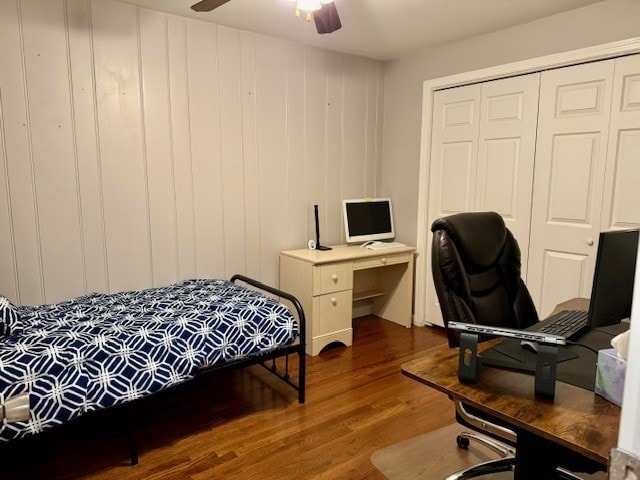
[342,198,395,244]
[588,228,639,328]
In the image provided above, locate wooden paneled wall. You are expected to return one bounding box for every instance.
[0,0,384,306]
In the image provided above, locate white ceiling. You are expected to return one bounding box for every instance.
[115,0,604,61]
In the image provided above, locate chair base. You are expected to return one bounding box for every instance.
[446,430,586,480]
[457,431,514,458]
[445,454,514,480]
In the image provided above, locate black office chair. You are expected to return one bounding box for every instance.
[431,212,584,480]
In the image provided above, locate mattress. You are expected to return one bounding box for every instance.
[0,279,298,441]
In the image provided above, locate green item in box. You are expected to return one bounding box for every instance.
[595,348,626,407]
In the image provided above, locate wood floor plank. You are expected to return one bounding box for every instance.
[1,316,451,479]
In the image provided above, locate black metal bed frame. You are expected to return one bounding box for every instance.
[123,274,307,465]
[1,275,306,469]
[224,274,306,404]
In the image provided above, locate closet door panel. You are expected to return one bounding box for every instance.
[429,85,481,218]
[528,60,615,318]
[425,75,539,327]
[426,85,481,326]
[601,55,640,230]
[439,142,475,213]
[476,73,540,277]
[541,251,589,307]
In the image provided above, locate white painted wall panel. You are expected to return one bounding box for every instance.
[325,51,344,246]
[304,46,327,244]
[92,0,151,293]
[217,26,247,278]
[365,61,378,197]
[343,56,368,200]
[0,0,383,304]
[375,62,384,196]
[139,8,179,287]
[67,0,108,295]
[0,90,18,302]
[0,0,43,304]
[186,19,225,279]
[20,0,85,303]
[240,31,261,279]
[285,41,307,250]
[167,15,196,281]
[255,35,288,287]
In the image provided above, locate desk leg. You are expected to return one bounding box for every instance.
[514,429,602,479]
[514,430,559,480]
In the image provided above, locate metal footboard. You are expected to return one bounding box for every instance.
[229,274,306,404]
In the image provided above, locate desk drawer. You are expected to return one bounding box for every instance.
[315,290,352,336]
[316,263,353,295]
[353,253,411,271]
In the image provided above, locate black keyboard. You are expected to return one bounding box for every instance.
[533,309,589,338]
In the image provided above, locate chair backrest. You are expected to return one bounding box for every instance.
[431,212,538,347]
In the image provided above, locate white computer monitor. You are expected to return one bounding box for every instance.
[342,198,395,244]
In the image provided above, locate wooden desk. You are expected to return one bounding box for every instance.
[401,299,620,478]
[280,244,415,355]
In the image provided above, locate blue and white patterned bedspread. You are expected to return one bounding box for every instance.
[0,279,298,441]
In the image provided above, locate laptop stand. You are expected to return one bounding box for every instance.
[458,332,558,398]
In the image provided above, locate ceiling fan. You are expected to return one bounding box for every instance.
[190,0,342,34]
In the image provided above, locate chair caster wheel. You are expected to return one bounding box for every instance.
[456,435,470,450]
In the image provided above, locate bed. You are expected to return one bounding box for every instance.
[0,275,305,462]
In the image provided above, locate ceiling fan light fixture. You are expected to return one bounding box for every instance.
[286,0,341,33]
[296,0,322,12]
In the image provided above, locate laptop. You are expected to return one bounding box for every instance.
[528,228,639,339]
[448,321,566,345]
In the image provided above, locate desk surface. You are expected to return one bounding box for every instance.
[401,299,620,466]
[280,243,415,264]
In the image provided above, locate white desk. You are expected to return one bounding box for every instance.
[280,244,415,355]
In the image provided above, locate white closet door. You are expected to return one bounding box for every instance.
[601,55,640,231]
[428,85,482,219]
[425,75,539,326]
[426,84,481,326]
[528,60,615,318]
[475,73,540,278]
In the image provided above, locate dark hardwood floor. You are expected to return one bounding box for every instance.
[1,316,452,479]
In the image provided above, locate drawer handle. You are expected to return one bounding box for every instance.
[332,274,338,283]
[331,297,337,306]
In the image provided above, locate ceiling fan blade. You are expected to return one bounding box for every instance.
[314,2,341,34]
[191,0,233,12]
